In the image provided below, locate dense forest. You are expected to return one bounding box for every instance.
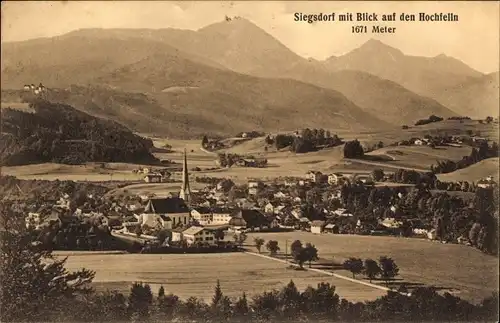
[0,99,158,166]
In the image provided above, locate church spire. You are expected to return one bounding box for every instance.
[179,148,191,203]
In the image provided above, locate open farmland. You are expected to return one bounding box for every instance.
[247,232,498,304]
[2,127,495,185]
[58,252,386,302]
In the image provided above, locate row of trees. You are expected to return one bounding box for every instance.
[343,256,399,285]
[271,128,343,153]
[253,238,320,269]
[414,114,443,126]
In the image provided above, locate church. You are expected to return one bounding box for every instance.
[140,149,193,230]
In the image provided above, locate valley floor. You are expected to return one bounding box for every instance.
[57,232,498,304]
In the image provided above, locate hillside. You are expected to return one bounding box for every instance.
[0,99,158,166]
[437,158,500,183]
[1,35,226,89]
[95,52,390,134]
[36,50,391,137]
[436,72,500,118]
[2,20,459,128]
[281,68,456,125]
[323,39,497,119]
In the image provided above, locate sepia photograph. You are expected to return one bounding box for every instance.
[1,1,499,322]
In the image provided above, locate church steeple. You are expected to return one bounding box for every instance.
[179,148,191,203]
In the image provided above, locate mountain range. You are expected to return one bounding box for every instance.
[2,17,498,137]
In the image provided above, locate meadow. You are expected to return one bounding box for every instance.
[246,232,499,304]
[58,252,386,303]
[3,133,484,186]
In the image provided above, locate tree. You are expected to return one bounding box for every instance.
[378,256,399,286]
[234,292,249,316]
[254,237,265,253]
[0,208,95,322]
[343,258,364,279]
[485,116,493,124]
[201,135,209,147]
[290,240,303,258]
[363,258,381,282]
[212,280,223,308]
[158,286,165,298]
[343,140,364,158]
[371,169,385,182]
[469,223,482,246]
[233,232,247,247]
[266,240,280,256]
[279,280,301,316]
[214,229,225,243]
[293,248,309,269]
[128,283,153,318]
[134,225,143,237]
[304,243,319,268]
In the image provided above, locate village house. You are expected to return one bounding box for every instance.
[136,213,170,229]
[247,180,262,195]
[298,217,311,230]
[328,173,347,185]
[216,179,235,192]
[212,212,233,225]
[190,208,214,225]
[264,202,275,214]
[25,212,42,229]
[333,208,353,217]
[477,176,497,189]
[353,174,375,185]
[306,171,324,183]
[273,205,286,215]
[144,173,163,183]
[414,139,424,145]
[324,223,339,234]
[310,220,326,234]
[273,191,287,200]
[228,209,269,230]
[182,226,215,245]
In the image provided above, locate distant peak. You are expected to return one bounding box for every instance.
[347,38,404,57]
[199,16,262,32]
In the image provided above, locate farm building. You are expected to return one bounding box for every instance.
[311,220,326,234]
[324,223,339,234]
[477,176,497,189]
[144,173,162,183]
[182,226,215,245]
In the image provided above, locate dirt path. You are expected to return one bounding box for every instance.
[243,251,406,295]
[345,158,428,172]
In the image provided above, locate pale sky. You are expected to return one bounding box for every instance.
[1,1,499,73]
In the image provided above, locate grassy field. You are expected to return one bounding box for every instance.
[246,232,498,304]
[4,124,496,185]
[437,157,500,182]
[59,252,386,302]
